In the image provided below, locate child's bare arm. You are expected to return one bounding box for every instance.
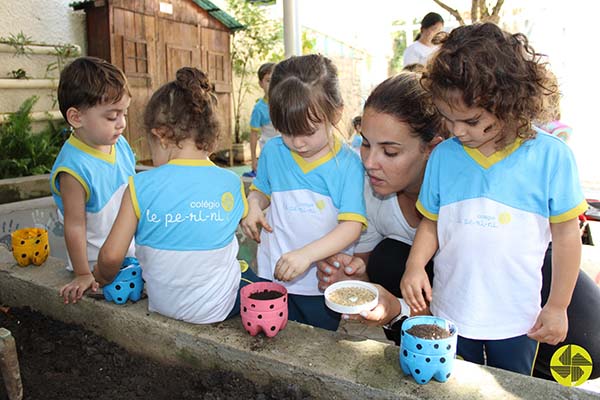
[274,220,363,282]
[401,217,438,312]
[528,218,581,345]
[58,173,98,304]
[93,187,138,286]
[249,129,259,172]
[240,190,272,242]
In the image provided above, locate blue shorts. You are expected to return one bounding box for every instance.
[457,334,539,375]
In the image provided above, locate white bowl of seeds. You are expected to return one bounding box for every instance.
[325,280,379,315]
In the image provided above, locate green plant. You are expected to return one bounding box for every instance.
[0,31,33,56]
[45,43,81,77]
[0,96,68,179]
[9,69,28,79]
[228,0,281,143]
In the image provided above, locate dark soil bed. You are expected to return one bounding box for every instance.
[0,307,312,400]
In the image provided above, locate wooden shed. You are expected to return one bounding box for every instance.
[71,0,243,163]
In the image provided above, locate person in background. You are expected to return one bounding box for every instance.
[93,67,257,323]
[50,57,136,304]
[402,12,444,67]
[241,55,367,331]
[243,62,279,178]
[349,115,363,155]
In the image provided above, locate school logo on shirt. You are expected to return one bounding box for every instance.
[550,344,593,386]
[221,192,234,212]
[497,212,512,225]
[315,199,326,212]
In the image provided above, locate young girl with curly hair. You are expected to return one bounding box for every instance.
[401,23,588,375]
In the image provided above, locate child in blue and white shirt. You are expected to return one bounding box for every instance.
[93,67,256,323]
[241,55,367,331]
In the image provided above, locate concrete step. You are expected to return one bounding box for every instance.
[0,247,596,400]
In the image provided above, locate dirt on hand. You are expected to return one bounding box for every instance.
[0,307,312,400]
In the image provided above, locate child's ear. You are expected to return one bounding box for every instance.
[65,107,83,129]
[150,127,170,149]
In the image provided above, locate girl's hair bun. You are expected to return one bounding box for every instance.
[175,67,211,94]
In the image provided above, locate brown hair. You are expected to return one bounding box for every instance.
[422,23,556,145]
[269,54,343,136]
[58,56,130,121]
[365,72,447,144]
[143,67,219,152]
[258,62,275,81]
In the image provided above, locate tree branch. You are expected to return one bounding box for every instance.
[491,0,505,18]
[471,0,479,23]
[432,0,466,25]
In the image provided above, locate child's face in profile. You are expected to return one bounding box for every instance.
[259,72,272,97]
[281,121,331,161]
[72,94,131,151]
[433,93,503,156]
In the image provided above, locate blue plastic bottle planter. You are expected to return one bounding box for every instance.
[103,257,144,305]
[400,316,458,384]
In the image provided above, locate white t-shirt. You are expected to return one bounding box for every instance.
[403,41,438,66]
[355,180,416,253]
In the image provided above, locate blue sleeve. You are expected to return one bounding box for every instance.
[416,146,442,221]
[336,151,367,227]
[250,140,272,196]
[548,143,587,223]
[250,101,265,129]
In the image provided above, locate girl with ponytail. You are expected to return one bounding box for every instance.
[94,67,257,324]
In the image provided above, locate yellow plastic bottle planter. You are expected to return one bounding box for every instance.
[11,228,50,267]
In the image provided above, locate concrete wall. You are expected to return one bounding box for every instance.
[0,0,85,124]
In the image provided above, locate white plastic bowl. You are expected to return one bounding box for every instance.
[324,280,379,314]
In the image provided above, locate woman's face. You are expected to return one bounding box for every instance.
[360,108,433,197]
[422,21,444,43]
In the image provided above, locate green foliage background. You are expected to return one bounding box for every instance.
[0,96,68,179]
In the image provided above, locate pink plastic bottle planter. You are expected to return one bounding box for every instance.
[240,282,288,337]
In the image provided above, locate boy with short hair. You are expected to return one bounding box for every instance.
[243,62,279,178]
[50,56,136,304]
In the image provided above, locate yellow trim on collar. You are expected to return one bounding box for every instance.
[128,176,141,220]
[416,200,438,221]
[338,213,368,230]
[464,138,523,169]
[291,136,343,174]
[68,135,116,164]
[167,159,215,167]
[51,167,91,203]
[549,200,589,224]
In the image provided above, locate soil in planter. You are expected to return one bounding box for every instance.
[0,307,312,400]
[406,324,451,340]
[249,290,283,301]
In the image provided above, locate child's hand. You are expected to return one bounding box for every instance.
[527,304,568,345]
[59,274,99,304]
[241,207,272,243]
[400,265,432,313]
[274,249,311,282]
[316,254,366,291]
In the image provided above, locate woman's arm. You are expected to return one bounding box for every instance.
[274,220,363,282]
[93,187,138,286]
[528,218,581,345]
[58,173,97,304]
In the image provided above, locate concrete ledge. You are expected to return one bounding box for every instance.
[0,248,596,400]
[0,174,51,204]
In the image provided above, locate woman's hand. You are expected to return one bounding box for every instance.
[241,207,272,243]
[316,254,367,290]
[400,264,432,313]
[342,284,401,326]
[274,249,311,282]
[59,274,99,304]
[527,304,568,345]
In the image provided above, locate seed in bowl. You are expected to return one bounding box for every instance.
[328,287,375,306]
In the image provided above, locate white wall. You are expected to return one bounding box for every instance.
[0,0,85,118]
